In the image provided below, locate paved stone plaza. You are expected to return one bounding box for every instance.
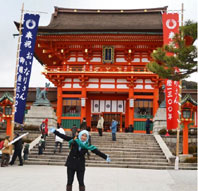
[0,165,197,191]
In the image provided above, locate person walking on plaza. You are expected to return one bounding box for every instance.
[1,136,12,167]
[9,132,23,166]
[110,119,118,141]
[97,114,104,136]
[145,118,152,134]
[49,128,111,191]
[54,123,65,153]
[80,117,87,131]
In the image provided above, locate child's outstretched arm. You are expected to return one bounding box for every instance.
[91,149,111,162]
[50,128,72,142]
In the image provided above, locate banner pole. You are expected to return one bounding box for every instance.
[174,3,184,170]
[11,3,24,141]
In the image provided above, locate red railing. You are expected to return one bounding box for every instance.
[45,65,151,73]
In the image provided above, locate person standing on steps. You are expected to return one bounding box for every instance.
[80,117,87,131]
[71,124,78,137]
[97,114,104,136]
[145,118,153,134]
[54,123,65,153]
[49,128,111,191]
[110,119,118,141]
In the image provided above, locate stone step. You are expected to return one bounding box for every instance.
[38,143,161,151]
[44,141,159,146]
[24,160,174,170]
[28,155,167,163]
[30,149,164,156]
[29,151,166,159]
[30,148,163,155]
[26,157,170,166]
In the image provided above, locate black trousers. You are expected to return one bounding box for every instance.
[10,149,23,165]
[1,153,10,166]
[146,127,150,134]
[67,167,85,186]
[54,142,62,153]
[98,128,103,136]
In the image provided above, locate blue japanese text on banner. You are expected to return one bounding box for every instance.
[14,14,40,124]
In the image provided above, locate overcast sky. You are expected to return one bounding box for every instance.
[0,0,197,88]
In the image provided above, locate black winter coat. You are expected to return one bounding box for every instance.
[54,130,107,171]
[13,135,23,151]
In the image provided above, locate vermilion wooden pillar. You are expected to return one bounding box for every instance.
[81,87,87,122]
[5,117,12,136]
[153,87,159,117]
[128,88,134,127]
[86,97,91,128]
[57,86,63,125]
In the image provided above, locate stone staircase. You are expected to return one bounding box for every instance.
[26,132,175,170]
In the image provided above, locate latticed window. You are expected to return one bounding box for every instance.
[102,46,114,63]
[5,106,12,115]
[134,99,153,118]
[62,98,81,116]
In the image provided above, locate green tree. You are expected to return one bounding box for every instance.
[147,21,197,81]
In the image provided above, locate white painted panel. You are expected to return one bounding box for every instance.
[118,100,124,112]
[134,85,143,89]
[64,78,72,82]
[135,79,143,83]
[90,57,101,62]
[145,85,153,89]
[142,58,149,62]
[100,100,105,112]
[112,100,117,112]
[67,57,76,62]
[88,78,99,82]
[91,100,94,113]
[105,100,111,112]
[87,84,99,88]
[116,58,127,62]
[93,100,99,113]
[117,84,128,89]
[132,58,140,62]
[145,79,153,83]
[77,57,85,62]
[73,78,80,82]
[63,84,71,88]
[101,79,115,83]
[117,79,127,83]
[73,84,81,88]
[101,84,115,88]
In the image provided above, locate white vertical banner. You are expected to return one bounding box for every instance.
[93,100,99,113]
[118,100,124,112]
[112,100,117,112]
[100,100,105,113]
[105,100,111,112]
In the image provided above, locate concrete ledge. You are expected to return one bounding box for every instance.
[154,134,175,164]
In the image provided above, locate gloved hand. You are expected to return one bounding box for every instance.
[49,127,55,133]
[106,155,111,163]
